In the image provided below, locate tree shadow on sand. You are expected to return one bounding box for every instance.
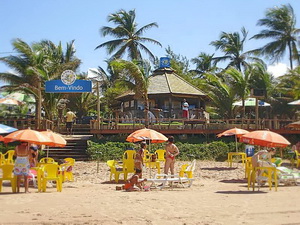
[201,167,238,171]
[101,180,126,184]
[215,190,267,194]
[219,179,247,184]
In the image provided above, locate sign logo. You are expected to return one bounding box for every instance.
[160,57,170,68]
[61,70,76,85]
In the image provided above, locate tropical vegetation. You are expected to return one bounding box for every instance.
[0,4,300,123]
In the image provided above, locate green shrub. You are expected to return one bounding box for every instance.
[87,140,234,162]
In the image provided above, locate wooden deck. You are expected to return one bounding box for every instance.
[1,117,300,136]
[89,118,300,135]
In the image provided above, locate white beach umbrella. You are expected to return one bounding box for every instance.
[288,100,300,105]
[233,98,270,107]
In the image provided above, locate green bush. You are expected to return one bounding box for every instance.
[87,140,234,162]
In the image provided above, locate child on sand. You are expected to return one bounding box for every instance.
[123,169,147,191]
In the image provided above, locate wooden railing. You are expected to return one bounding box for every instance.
[0,118,54,131]
[90,117,296,131]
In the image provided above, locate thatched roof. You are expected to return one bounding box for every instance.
[116,67,207,99]
[148,68,206,96]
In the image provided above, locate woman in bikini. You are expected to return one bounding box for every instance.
[164,136,180,175]
[14,142,31,193]
[134,142,146,178]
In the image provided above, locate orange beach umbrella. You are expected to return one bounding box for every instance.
[217,128,249,138]
[40,130,66,147]
[126,128,168,143]
[40,130,66,157]
[217,127,249,152]
[239,130,290,148]
[3,128,52,145]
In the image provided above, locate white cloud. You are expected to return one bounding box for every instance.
[267,63,288,78]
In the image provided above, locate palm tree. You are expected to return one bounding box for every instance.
[190,52,217,78]
[250,4,300,69]
[95,9,162,62]
[110,59,150,126]
[199,72,236,119]
[277,66,300,99]
[210,27,262,71]
[224,67,251,118]
[0,39,81,121]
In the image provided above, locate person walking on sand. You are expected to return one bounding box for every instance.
[164,136,180,175]
[65,108,76,136]
[182,99,189,119]
[14,142,31,193]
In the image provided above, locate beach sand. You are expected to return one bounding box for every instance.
[0,160,299,225]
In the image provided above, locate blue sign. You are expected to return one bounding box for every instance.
[160,57,170,68]
[45,80,92,93]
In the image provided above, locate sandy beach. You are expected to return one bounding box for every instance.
[1,160,300,225]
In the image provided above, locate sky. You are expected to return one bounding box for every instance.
[0,0,299,85]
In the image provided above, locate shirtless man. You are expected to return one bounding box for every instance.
[14,142,31,193]
[164,136,180,175]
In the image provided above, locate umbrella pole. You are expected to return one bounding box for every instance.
[46,146,49,158]
[235,135,238,152]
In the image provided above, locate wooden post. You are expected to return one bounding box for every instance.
[96,81,100,130]
[255,97,259,129]
[36,78,42,130]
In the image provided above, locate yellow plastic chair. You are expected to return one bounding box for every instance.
[250,166,278,191]
[3,150,15,164]
[41,164,62,192]
[179,159,196,178]
[107,160,125,183]
[0,153,4,165]
[123,150,136,180]
[245,157,253,179]
[61,158,75,182]
[143,149,150,162]
[0,164,17,192]
[154,149,166,163]
[39,157,56,164]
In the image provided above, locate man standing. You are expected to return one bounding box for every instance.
[65,108,76,136]
[182,99,189,119]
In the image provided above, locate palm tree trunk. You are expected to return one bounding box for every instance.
[144,98,149,128]
[288,41,293,70]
